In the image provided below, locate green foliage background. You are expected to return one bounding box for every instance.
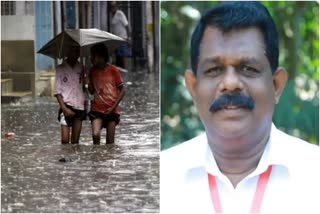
[161,1,319,150]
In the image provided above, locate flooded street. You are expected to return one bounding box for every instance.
[1,71,159,213]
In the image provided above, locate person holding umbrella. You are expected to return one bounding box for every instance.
[88,43,125,145]
[54,46,86,144]
[38,28,127,145]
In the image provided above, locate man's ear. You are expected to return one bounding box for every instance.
[273,67,288,104]
[185,69,197,99]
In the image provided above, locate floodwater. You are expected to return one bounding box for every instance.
[1,70,159,213]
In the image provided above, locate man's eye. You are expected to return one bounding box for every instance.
[241,66,260,76]
[204,67,223,76]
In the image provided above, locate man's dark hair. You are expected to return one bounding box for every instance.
[91,43,109,62]
[190,2,279,74]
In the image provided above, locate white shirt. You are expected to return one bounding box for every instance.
[111,10,129,39]
[161,124,320,213]
[54,61,85,110]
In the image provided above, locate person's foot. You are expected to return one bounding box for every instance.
[93,141,100,145]
[106,142,114,144]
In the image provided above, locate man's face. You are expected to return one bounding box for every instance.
[110,3,117,14]
[91,54,106,69]
[67,47,80,63]
[186,27,287,140]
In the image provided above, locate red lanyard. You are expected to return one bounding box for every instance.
[208,165,272,213]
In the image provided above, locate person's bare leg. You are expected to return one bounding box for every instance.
[92,118,103,145]
[61,125,70,144]
[106,121,116,144]
[71,118,82,144]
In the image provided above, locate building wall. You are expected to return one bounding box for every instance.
[35,1,54,71]
[15,1,34,15]
[64,1,77,29]
[146,1,154,72]
[1,41,35,92]
[131,2,148,62]
[2,1,55,71]
[1,0,156,97]
[99,2,108,31]
[153,1,160,73]
[1,16,35,40]
[1,2,36,94]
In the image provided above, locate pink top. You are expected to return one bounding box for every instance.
[54,61,85,110]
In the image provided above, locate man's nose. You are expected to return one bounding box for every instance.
[219,66,244,93]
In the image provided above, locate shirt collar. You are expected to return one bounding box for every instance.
[189,123,292,177]
[255,123,291,172]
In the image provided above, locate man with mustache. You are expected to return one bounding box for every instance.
[161,2,320,213]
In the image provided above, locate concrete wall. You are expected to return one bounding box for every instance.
[153,1,160,73]
[35,1,54,71]
[146,1,154,72]
[1,12,36,95]
[64,1,77,29]
[1,40,35,93]
[1,16,35,40]
[15,1,34,15]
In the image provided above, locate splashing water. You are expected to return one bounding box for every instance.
[1,71,159,213]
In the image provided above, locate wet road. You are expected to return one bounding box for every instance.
[1,71,159,213]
